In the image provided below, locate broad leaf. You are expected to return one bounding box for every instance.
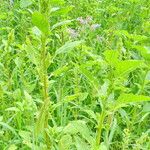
[74,136,90,150]
[114,60,144,77]
[58,134,72,150]
[132,45,150,61]
[113,93,150,110]
[32,12,49,34]
[63,120,93,144]
[104,50,119,66]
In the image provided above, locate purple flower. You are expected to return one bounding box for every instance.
[67,28,78,38]
[90,24,101,31]
[77,17,87,25]
[86,16,93,23]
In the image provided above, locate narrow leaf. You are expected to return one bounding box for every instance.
[52,20,74,30]
[55,40,84,55]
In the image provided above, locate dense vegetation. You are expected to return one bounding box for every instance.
[0,0,150,149]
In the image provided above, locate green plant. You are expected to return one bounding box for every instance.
[0,0,150,149]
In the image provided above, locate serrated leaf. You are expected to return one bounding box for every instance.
[32,12,49,34]
[55,40,83,55]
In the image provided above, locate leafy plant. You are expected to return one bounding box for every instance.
[0,0,150,149]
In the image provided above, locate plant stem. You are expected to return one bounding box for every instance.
[96,109,105,146]
[41,35,51,148]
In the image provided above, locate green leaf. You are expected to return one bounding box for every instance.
[52,65,69,77]
[104,50,119,66]
[52,20,74,30]
[58,134,72,150]
[50,0,65,5]
[113,94,150,110]
[63,120,93,144]
[100,142,107,150]
[143,103,150,112]
[0,122,18,137]
[19,130,32,148]
[45,52,52,69]
[8,144,17,150]
[78,65,99,91]
[108,118,117,144]
[74,136,90,150]
[114,60,144,77]
[132,45,150,61]
[55,40,84,55]
[5,107,20,112]
[32,12,49,34]
[20,0,32,8]
[82,109,97,122]
[52,6,74,16]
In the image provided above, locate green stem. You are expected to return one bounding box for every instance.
[96,110,106,146]
[41,35,51,148]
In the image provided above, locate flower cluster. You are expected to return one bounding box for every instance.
[67,16,102,40]
[77,16,101,31]
[77,16,93,25]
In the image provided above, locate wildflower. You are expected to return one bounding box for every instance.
[77,17,87,25]
[86,16,93,23]
[67,28,78,38]
[90,24,101,31]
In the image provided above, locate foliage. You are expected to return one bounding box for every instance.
[0,0,150,149]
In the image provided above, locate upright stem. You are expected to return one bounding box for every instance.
[95,77,114,148]
[96,109,106,146]
[41,35,51,148]
[41,35,48,100]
